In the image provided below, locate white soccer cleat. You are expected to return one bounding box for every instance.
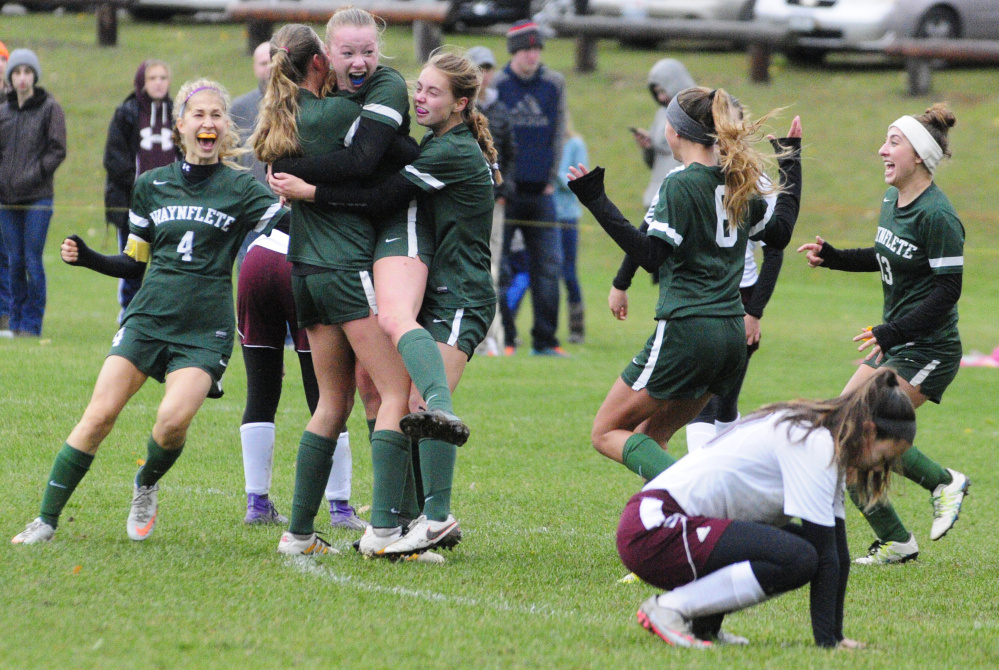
[12,518,55,545]
[126,482,159,541]
[381,514,462,556]
[277,531,338,556]
[357,525,403,557]
[401,550,446,564]
[637,596,712,649]
[854,532,919,565]
[930,469,969,541]
[712,629,750,645]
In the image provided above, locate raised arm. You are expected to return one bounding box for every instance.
[61,234,145,279]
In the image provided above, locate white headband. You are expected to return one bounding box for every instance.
[890,115,943,176]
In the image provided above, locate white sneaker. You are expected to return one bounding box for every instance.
[357,525,403,557]
[930,469,969,541]
[277,531,338,556]
[381,514,461,556]
[637,596,712,649]
[854,532,919,565]
[126,482,159,541]
[12,518,55,545]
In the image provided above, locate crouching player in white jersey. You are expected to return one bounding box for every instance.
[12,79,288,545]
[617,369,916,648]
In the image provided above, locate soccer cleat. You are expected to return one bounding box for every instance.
[707,630,750,646]
[854,532,919,565]
[244,493,288,525]
[930,469,969,541]
[637,596,712,649]
[12,518,55,545]
[400,409,470,447]
[277,531,338,556]
[402,550,446,564]
[357,525,403,556]
[381,514,462,556]
[530,346,571,358]
[330,501,368,531]
[618,572,641,584]
[504,345,516,356]
[126,482,159,541]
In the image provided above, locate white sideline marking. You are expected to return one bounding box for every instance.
[285,558,615,624]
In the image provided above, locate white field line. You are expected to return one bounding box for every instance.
[285,557,620,625]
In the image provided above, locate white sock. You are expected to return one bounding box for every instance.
[685,422,715,453]
[325,431,352,502]
[714,414,740,438]
[241,422,275,495]
[657,561,766,618]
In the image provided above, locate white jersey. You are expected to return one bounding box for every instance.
[643,166,769,289]
[644,412,845,527]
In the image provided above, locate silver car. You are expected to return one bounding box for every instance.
[755,0,999,63]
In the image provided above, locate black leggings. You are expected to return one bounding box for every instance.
[691,520,818,639]
[241,346,319,424]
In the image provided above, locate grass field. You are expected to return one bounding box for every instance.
[2,13,998,669]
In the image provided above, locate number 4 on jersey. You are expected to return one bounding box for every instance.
[177,231,194,262]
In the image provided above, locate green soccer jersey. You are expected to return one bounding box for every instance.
[401,124,495,308]
[875,183,963,348]
[647,163,774,320]
[338,66,411,184]
[125,162,286,354]
[287,91,372,270]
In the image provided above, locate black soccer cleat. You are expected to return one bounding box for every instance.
[400,409,470,447]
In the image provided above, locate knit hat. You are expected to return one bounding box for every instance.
[6,48,41,86]
[0,41,9,60]
[467,46,496,69]
[507,20,543,54]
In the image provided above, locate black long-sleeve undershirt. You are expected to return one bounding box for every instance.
[64,234,146,279]
[817,241,963,352]
[786,519,845,648]
[314,172,421,220]
[271,118,419,184]
[594,137,801,287]
[745,245,784,319]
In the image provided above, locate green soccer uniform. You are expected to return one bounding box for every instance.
[647,163,774,320]
[338,65,410,186]
[401,124,495,310]
[286,91,372,270]
[874,183,963,350]
[125,163,286,356]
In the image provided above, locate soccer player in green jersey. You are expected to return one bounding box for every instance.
[269,8,470,450]
[271,49,500,556]
[798,104,969,565]
[12,79,288,545]
[566,87,801,482]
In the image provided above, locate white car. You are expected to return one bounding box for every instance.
[755,0,999,63]
[586,0,756,21]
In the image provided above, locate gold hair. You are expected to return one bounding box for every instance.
[172,78,247,169]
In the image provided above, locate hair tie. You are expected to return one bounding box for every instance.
[276,46,289,54]
[491,162,499,171]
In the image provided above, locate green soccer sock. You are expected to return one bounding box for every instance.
[900,446,951,491]
[419,438,456,522]
[39,443,95,529]
[400,441,423,521]
[370,429,411,528]
[397,329,453,414]
[621,433,676,481]
[289,431,337,536]
[849,485,909,543]
[136,435,184,488]
[366,418,377,441]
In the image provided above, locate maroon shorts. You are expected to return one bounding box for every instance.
[237,245,309,352]
[616,489,732,591]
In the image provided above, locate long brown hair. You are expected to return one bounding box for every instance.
[426,48,502,186]
[675,87,782,230]
[251,24,324,164]
[747,369,915,507]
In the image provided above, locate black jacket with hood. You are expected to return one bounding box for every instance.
[0,86,66,204]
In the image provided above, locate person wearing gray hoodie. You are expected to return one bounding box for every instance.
[630,59,695,209]
[0,48,66,337]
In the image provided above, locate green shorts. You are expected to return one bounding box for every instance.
[292,269,377,327]
[418,299,495,360]
[621,316,746,400]
[864,340,962,404]
[373,205,435,266]
[108,326,229,385]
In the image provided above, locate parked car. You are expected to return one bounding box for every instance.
[755,0,999,64]
[444,0,533,31]
[585,0,755,21]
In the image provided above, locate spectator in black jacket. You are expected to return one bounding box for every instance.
[102,60,177,317]
[0,49,66,337]
[469,45,516,356]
